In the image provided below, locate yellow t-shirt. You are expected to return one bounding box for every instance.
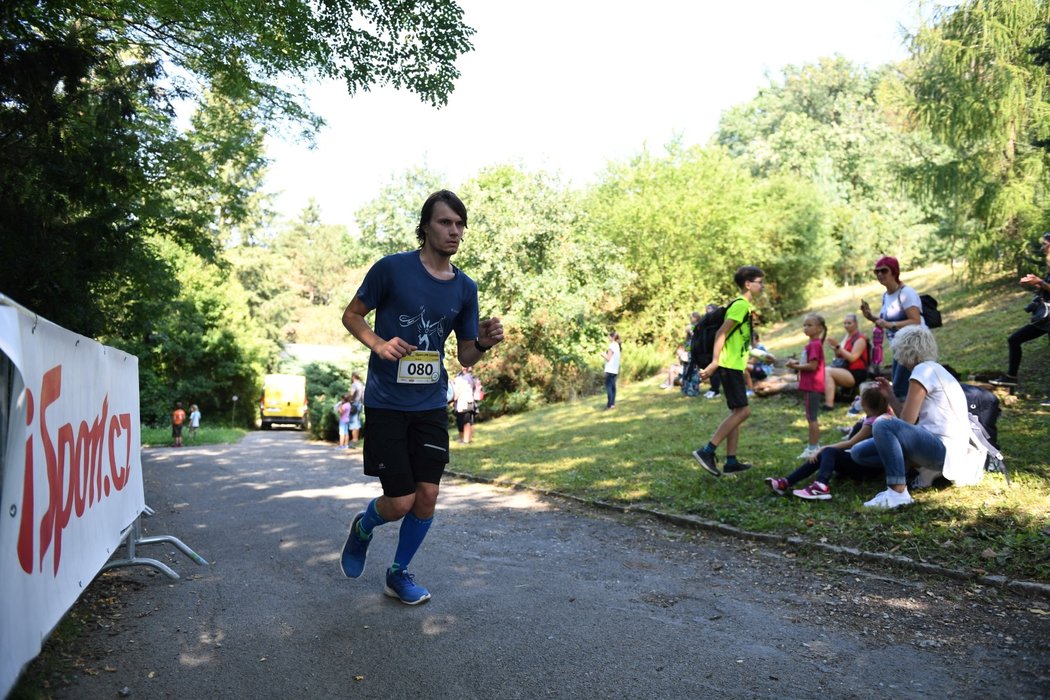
[718,297,752,371]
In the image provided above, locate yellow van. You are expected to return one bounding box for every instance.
[260,374,309,430]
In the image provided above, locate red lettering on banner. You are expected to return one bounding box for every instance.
[39,367,60,574]
[107,411,132,492]
[15,365,135,576]
[17,389,35,574]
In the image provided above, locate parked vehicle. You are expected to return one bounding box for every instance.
[260,374,309,430]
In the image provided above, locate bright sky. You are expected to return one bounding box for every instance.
[264,0,922,232]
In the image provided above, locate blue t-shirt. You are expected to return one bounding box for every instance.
[355,251,480,411]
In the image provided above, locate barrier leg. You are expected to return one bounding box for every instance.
[101,508,208,580]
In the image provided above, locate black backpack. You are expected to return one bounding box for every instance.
[960,383,1008,482]
[920,294,942,329]
[690,298,749,365]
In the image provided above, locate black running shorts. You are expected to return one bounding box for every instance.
[362,407,449,498]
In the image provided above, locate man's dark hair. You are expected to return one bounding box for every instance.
[733,265,764,289]
[416,190,468,247]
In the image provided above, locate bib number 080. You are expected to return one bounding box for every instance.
[397,351,439,384]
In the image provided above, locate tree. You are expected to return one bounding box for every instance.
[0,17,177,336]
[905,0,1050,270]
[2,0,473,426]
[354,167,446,262]
[454,166,628,405]
[14,0,474,121]
[109,237,272,426]
[716,57,934,281]
[278,201,354,307]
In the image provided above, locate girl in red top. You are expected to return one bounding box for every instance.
[786,314,827,459]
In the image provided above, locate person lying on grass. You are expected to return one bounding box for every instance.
[764,385,890,501]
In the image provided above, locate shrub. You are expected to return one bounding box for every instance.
[303,362,353,442]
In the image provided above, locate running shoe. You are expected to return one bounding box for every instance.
[796,446,819,460]
[703,390,719,399]
[792,481,831,501]
[692,448,720,477]
[723,461,752,474]
[863,488,914,509]
[339,512,371,578]
[384,568,431,605]
[765,477,789,495]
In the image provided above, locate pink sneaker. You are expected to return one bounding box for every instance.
[792,481,831,501]
[764,477,790,496]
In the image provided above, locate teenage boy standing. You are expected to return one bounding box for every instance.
[693,266,766,476]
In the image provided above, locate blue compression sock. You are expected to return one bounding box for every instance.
[357,498,386,538]
[390,512,433,572]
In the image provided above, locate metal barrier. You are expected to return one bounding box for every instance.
[101,506,208,580]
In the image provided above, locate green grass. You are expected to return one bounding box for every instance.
[140,425,249,447]
[452,264,1050,582]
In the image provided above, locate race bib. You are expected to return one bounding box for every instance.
[397,351,441,384]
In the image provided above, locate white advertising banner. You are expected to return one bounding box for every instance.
[0,296,145,696]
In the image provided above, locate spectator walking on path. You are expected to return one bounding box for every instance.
[339,190,504,605]
[452,366,478,443]
[171,401,186,448]
[348,372,365,448]
[335,394,352,449]
[692,265,765,477]
[188,404,201,440]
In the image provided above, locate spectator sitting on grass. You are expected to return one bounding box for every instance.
[849,325,986,509]
[661,344,690,389]
[764,385,890,501]
[824,312,870,410]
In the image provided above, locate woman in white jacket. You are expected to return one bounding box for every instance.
[849,325,982,509]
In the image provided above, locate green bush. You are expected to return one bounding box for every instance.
[303,362,353,442]
[620,343,667,382]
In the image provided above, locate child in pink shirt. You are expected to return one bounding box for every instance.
[785,314,827,459]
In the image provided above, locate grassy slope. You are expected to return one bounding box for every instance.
[452,263,1050,581]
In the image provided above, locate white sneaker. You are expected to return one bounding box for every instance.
[703,390,718,399]
[863,488,914,509]
[796,446,818,460]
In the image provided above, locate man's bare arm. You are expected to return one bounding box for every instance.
[342,297,417,361]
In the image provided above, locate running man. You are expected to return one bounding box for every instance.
[339,190,504,605]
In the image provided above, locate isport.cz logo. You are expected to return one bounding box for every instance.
[15,365,135,576]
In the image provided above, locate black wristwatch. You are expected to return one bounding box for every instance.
[474,339,491,353]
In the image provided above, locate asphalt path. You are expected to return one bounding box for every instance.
[52,430,1050,699]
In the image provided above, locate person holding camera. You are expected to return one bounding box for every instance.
[991,232,1050,387]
